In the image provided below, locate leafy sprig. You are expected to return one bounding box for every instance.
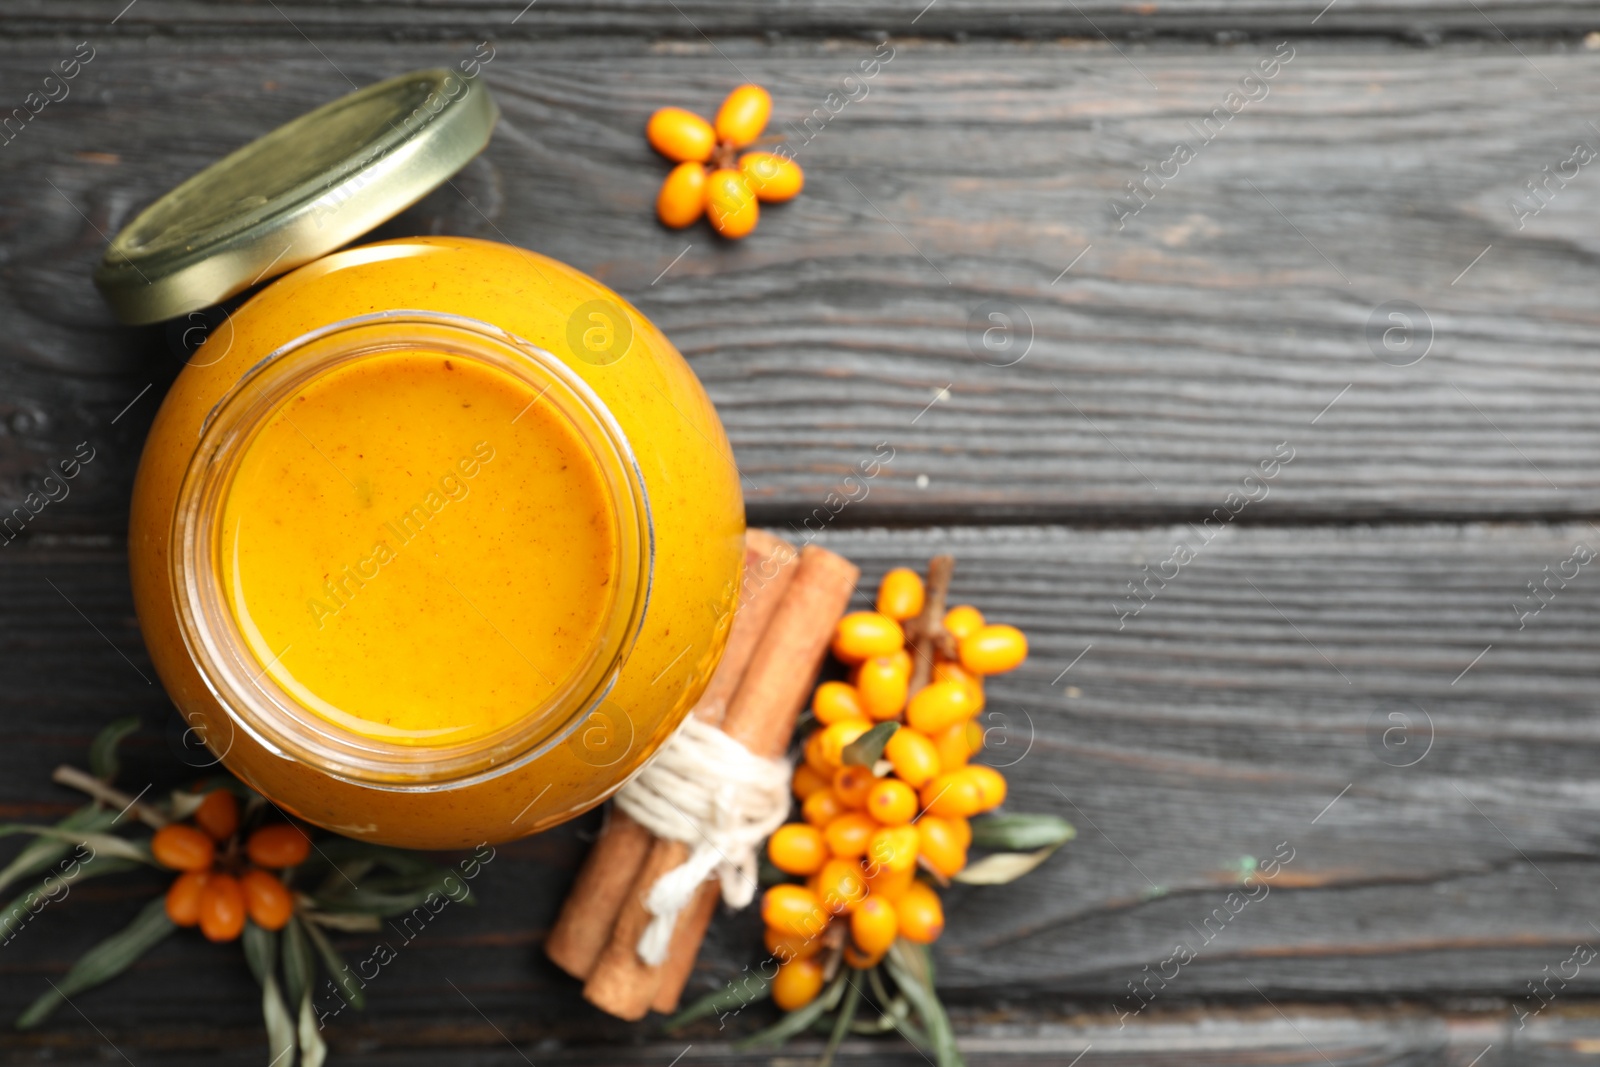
[2,718,471,1066]
[668,811,1074,1067]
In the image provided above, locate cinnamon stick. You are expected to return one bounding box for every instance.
[649,876,722,1012]
[543,810,656,980]
[720,544,861,754]
[545,530,797,980]
[600,544,861,1016]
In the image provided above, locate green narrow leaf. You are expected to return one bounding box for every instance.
[282,916,315,1010]
[88,717,141,782]
[302,838,438,877]
[0,826,153,867]
[885,944,965,1067]
[842,722,899,768]
[298,992,327,1067]
[968,813,1075,852]
[166,791,207,822]
[819,970,863,1067]
[0,805,118,896]
[301,919,365,1011]
[952,844,1063,885]
[15,896,175,1029]
[735,972,845,1050]
[299,911,380,933]
[261,973,297,1067]
[867,965,933,1050]
[242,922,278,987]
[893,938,935,991]
[0,858,143,945]
[309,873,471,917]
[663,974,770,1031]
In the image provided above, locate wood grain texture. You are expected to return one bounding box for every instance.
[7,1003,1600,1065]
[2,38,1600,537]
[1,7,1597,1062]
[1,0,1594,39]
[2,522,1598,1058]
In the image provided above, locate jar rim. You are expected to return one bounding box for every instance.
[170,310,654,790]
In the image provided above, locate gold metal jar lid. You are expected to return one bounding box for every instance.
[95,68,498,325]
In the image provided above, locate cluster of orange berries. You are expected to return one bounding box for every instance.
[648,84,803,239]
[760,569,1028,1011]
[151,790,311,943]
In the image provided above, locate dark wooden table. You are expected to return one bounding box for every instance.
[4,2,1600,1063]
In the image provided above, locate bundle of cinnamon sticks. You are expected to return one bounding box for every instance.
[545,529,859,1019]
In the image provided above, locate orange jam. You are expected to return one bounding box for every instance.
[129,238,744,848]
[220,351,616,745]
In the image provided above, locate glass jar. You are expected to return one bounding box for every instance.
[128,236,745,848]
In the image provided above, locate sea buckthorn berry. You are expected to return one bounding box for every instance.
[832,764,876,809]
[884,727,941,788]
[152,824,215,872]
[875,568,926,621]
[646,106,716,162]
[771,957,825,1011]
[769,824,830,876]
[942,604,985,641]
[802,789,847,828]
[851,894,900,957]
[959,624,1029,675]
[931,660,985,711]
[763,884,827,939]
[818,719,873,768]
[656,161,707,228]
[739,152,804,202]
[792,763,830,801]
[947,815,972,850]
[240,869,293,931]
[868,825,920,874]
[865,779,918,827]
[193,790,239,842]
[198,873,246,942]
[966,719,986,759]
[164,870,210,926]
[919,772,985,819]
[714,84,772,148]
[931,720,972,770]
[813,681,866,725]
[960,765,1008,811]
[247,824,311,869]
[857,656,910,721]
[888,648,913,677]
[815,857,869,913]
[895,881,945,944]
[916,816,968,877]
[823,812,879,860]
[843,943,886,969]
[804,731,833,777]
[765,925,823,962]
[705,168,758,239]
[906,681,978,735]
[832,612,905,663]
[931,659,978,688]
[866,861,916,901]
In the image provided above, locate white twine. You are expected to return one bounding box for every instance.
[612,715,792,966]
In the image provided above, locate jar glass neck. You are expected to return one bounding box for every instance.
[171,311,653,789]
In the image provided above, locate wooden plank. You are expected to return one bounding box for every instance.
[1,0,1593,39]
[2,40,1600,535]
[3,40,1600,534]
[10,1002,1598,1065]
[2,521,1597,1059]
